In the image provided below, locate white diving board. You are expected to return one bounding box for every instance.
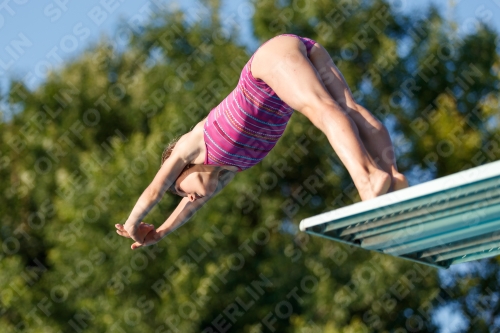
[299,160,500,269]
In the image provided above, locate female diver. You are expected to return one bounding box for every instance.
[115,34,409,249]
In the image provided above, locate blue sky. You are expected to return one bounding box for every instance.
[0,0,256,92]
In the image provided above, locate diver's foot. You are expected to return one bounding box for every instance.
[392,172,409,191]
[357,169,391,201]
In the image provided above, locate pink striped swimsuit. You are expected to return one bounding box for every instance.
[203,34,317,172]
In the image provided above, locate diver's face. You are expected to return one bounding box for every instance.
[174,165,219,201]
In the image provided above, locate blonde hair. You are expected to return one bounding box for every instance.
[161,138,193,195]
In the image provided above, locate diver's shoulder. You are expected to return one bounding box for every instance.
[176,122,206,164]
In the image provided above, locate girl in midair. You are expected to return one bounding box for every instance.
[115,34,409,249]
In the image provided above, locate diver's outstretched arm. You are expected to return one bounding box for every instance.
[118,169,236,249]
[123,135,196,243]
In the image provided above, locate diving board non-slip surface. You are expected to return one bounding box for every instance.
[299,160,500,268]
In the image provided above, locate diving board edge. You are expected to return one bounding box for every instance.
[299,159,500,232]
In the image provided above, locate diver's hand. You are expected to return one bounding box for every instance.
[129,228,161,250]
[116,222,156,247]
